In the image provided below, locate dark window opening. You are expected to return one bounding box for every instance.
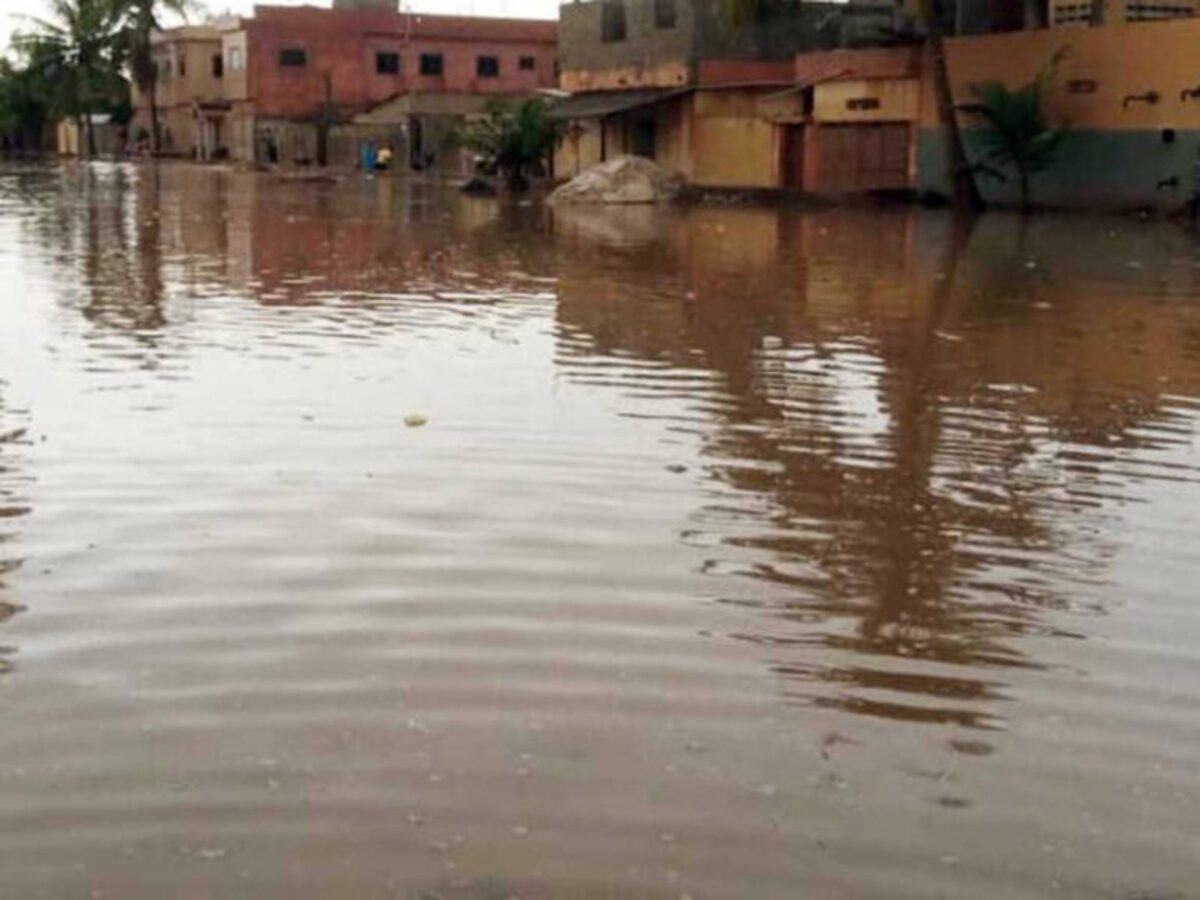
[419,53,444,76]
[846,97,881,111]
[655,0,677,28]
[178,57,186,77]
[212,53,224,78]
[376,51,400,75]
[519,55,536,71]
[279,48,307,68]
[477,55,500,78]
[602,2,627,42]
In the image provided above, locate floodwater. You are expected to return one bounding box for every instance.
[1,164,1198,900]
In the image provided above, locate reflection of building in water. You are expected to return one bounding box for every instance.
[553,206,1200,728]
[0,381,31,677]
[244,177,551,303]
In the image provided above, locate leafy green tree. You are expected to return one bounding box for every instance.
[16,0,126,157]
[0,55,55,151]
[960,54,1067,212]
[461,98,565,191]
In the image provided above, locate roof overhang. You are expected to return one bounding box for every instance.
[547,88,691,121]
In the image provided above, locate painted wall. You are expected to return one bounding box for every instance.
[560,61,691,93]
[815,78,919,123]
[691,89,777,188]
[136,31,226,111]
[918,18,1200,207]
[222,31,250,103]
[245,6,557,120]
[226,103,256,162]
[554,120,605,177]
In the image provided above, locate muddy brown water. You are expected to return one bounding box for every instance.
[1,163,1199,899]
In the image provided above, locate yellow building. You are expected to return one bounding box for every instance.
[919,16,1200,208]
[131,21,240,159]
[552,48,924,195]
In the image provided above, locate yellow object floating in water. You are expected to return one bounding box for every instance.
[404,414,428,428]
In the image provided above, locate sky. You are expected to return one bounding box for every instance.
[1,0,560,51]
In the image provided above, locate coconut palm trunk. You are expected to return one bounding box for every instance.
[929,29,984,213]
[85,114,96,156]
[147,75,158,153]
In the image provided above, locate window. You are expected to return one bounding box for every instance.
[212,53,224,78]
[228,47,243,72]
[376,51,400,75]
[846,97,881,111]
[601,2,627,42]
[655,0,677,28]
[279,48,307,68]
[519,56,536,71]
[178,56,186,77]
[477,55,499,78]
[420,53,444,76]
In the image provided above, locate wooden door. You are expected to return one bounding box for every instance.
[816,123,911,192]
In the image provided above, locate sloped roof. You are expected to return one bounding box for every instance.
[547,88,691,121]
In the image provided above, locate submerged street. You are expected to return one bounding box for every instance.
[1,162,1199,899]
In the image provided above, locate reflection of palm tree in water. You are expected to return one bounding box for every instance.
[0,380,31,677]
[80,166,167,337]
[694,218,1050,728]
[552,209,1175,729]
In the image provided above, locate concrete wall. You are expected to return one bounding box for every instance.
[558,0,694,90]
[918,18,1200,207]
[558,0,867,92]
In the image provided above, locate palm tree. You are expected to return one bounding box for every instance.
[461,98,565,191]
[119,0,190,155]
[918,0,985,213]
[959,54,1067,212]
[719,0,985,213]
[17,0,125,157]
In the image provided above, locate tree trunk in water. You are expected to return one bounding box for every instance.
[84,114,97,159]
[1019,170,1031,214]
[928,31,984,214]
[149,76,159,155]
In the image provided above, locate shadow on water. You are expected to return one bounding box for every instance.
[551,203,1200,731]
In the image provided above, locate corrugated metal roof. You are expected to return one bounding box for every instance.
[548,89,691,121]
